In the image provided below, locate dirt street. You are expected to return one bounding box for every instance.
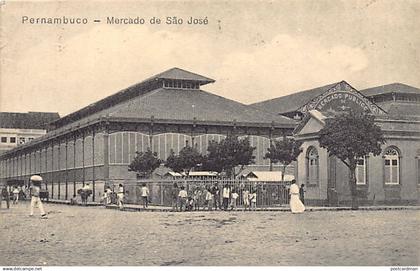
[0,202,418,266]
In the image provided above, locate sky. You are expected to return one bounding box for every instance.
[0,0,419,117]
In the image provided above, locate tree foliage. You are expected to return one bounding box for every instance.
[202,135,256,178]
[165,145,203,175]
[128,149,162,178]
[264,137,302,179]
[318,111,385,209]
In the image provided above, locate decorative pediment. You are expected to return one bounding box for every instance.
[299,81,387,115]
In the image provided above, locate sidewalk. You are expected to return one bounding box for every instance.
[46,198,420,212]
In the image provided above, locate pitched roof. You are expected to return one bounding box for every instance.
[52,68,215,128]
[250,82,340,114]
[0,112,60,130]
[106,88,296,126]
[360,83,420,96]
[146,67,215,83]
[49,87,296,134]
[376,102,420,120]
[293,110,327,135]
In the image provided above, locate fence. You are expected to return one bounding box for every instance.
[107,178,291,208]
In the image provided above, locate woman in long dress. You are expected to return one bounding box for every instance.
[289,179,305,213]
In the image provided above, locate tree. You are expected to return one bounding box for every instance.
[318,111,385,209]
[128,149,162,178]
[165,150,184,173]
[203,135,256,178]
[165,145,203,175]
[264,137,303,180]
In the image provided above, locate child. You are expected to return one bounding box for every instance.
[299,184,305,204]
[178,186,188,212]
[141,183,150,208]
[243,188,250,211]
[250,190,257,211]
[205,187,213,211]
[101,190,107,205]
[105,186,112,205]
[70,195,77,205]
[230,189,239,211]
[187,196,194,211]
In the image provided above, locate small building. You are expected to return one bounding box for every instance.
[188,171,219,178]
[0,112,60,155]
[253,81,420,205]
[245,171,294,182]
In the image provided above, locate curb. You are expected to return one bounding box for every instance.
[44,200,420,212]
[104,205,420,213]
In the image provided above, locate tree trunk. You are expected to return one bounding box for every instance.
[349,167,358,210]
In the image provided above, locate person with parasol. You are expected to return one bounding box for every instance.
[29,175,47,218]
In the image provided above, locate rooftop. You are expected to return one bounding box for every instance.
[251,82,420,116]
[51,68,215,128]
[360,83,420,96]
[0,112,60,130]
[50,86,296,135]
[250,82,341,114]
[146,67,215,84]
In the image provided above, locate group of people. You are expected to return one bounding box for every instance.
[100,183,126,210]
[170,182,259,212]
[100,180,306,213]
[0,175,49,218]
[3,174,305,215]
[0,185,27,208]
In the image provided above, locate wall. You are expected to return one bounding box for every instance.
[297,140,329,204]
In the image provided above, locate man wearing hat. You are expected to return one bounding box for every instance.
[29,175,47,218]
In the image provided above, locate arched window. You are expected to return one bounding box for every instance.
[306,146,319,185]
[355,156,368,185]
[384,147,400,185]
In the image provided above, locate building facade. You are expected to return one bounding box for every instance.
[0,112,59,155]
[0,68,296,202]
[253,81,420,205]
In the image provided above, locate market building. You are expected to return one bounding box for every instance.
[252,81,420,205]
[0,68,296,201]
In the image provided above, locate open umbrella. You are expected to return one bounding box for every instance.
[30,175,43,182]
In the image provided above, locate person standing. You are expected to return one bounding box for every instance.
[29,175,47,218]
[243,188,250,211]
[193,187,202,211]
[299,184,306,204]
[12,186,20,204]
[81,183,91,206]
[171,183,180,211]
[0,185,10,209]
[117,184,125,210]
[105,186,112,205]
[211,182,221,210]
[205,187,213,211]
[222,184,230,211]
[290,180,305,214]
[230,189,239,211]
[178,186,188,212]
[250,189,257,211]
[141,183,150,209]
